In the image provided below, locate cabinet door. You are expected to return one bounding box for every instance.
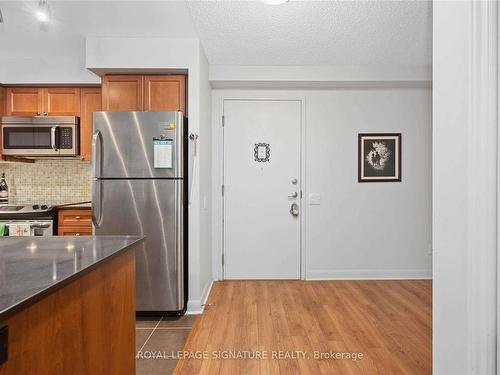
[58,226,93,236]
[6,88,43,115]
[43,88,81,116]
[80,88,102,160]
[144,75,186,114]
[0,87,6,116]
[58,209,93,227]
[102,75,143,111]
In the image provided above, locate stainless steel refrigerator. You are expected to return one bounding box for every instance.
[92,111,187,314]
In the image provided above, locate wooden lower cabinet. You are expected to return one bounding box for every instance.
[58,208,92,236]
[58,227,92,236]
[0,251,136,375]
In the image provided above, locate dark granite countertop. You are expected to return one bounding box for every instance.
[56,201,92,209]
[0,235,145,321]
[57,205,92,209]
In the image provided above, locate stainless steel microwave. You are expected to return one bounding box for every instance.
[1,116,79,157]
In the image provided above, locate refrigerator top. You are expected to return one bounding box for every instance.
[92,111,185,179]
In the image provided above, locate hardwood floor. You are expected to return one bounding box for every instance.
[174,280,432,375]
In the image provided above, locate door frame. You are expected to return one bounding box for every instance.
[212,92,306,281]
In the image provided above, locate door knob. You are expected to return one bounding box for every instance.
[290,202,299,217]
[288,192,298,199]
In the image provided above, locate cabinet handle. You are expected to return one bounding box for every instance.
[75,216,81,220]
[75,233,80,236]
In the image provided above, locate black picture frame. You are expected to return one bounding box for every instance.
[358,133,401,182]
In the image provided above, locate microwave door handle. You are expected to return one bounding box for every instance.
[51,126,59,151]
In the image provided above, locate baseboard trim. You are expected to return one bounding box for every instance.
[306,269,432,280]
[186,280,215,315]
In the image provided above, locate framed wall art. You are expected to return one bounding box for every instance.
[358,133,401,182]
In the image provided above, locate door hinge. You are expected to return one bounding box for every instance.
[222,184,224,196]
[222,115,225,127]
[222,253,225,266]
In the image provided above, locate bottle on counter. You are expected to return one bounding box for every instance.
[0,173,8,204]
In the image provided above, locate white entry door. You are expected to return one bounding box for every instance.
[223,100,301,279]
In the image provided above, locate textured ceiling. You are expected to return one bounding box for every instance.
[186,0,432,67]
[0,1,198,37]
[0,1,431,67]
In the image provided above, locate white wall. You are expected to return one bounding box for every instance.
[433,1,498,373]
[212,88,432,280]
[209,65,431,89]
[433,3,469,372]
[198,47,213,302]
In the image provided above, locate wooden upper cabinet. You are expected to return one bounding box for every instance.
[0,87,6,116]
[102,75,144,111]
[6,88,43,116]
[6,87,81,116]
[44,88,81,116]
[144,75,186,114]
[80,88,102,161]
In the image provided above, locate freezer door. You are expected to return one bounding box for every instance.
[92,111,184,178]
[93,179,184,312]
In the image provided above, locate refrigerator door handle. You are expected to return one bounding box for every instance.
[92,179,103,228]
[92,130,103,178]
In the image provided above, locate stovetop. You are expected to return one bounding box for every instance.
[0,204,54,215]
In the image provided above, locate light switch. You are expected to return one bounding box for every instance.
[309,193,321,205]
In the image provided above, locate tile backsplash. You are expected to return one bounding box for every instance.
[0,160,91,205]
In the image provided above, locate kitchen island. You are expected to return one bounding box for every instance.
[0,235,145,375]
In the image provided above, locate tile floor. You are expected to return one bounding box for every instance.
[136,315,196,375]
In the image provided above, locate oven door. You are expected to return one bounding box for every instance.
[2,220,53,236]
[2,124,78,156]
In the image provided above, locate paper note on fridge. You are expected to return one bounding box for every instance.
[153,139,173,169]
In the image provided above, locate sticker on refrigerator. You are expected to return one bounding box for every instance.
[153,138,173,169]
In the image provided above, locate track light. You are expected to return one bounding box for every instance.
[36,0,50,23]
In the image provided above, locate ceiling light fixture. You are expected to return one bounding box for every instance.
[261,0,289,4]
[36,0,50,23]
